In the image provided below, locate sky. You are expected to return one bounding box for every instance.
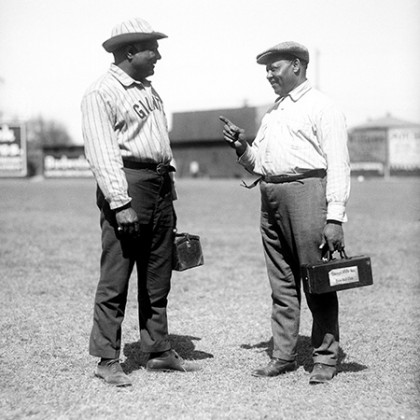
[0,0,419,144]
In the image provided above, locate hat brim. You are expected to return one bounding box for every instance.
[257,51,309,64]
[256,51,309,65]
[103,32,168,52]
[256,52,279,65]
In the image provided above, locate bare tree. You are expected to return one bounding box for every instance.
[26,116,73,176]
[27,116,73,146]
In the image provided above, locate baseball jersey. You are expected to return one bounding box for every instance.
[81,64,173,209]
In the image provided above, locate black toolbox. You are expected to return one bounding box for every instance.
[301,252,373,294]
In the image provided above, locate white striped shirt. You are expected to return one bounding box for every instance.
[81,64,173,209]
[239,80,350,222]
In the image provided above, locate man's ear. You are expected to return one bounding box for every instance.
[125,46,137,60]
[292,58,301,74]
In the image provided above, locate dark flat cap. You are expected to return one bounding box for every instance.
[256,41,309,65]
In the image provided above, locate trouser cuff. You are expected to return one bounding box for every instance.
[272,350,296,362]
[312,356,337,366]
[141,340,171,354]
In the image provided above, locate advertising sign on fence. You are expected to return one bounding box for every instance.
[389,127,420,170]
[43,145,92,178]
[0,123,27,177]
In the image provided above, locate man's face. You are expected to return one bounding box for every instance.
[130,40,161,80]
[265,57,296,97]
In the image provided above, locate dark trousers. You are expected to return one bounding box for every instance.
[89,168,175,359]
[260,177,339,366]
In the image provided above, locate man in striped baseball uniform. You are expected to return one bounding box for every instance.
[220,41,351,384]
[81,18,187,387]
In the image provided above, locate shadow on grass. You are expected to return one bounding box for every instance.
[122,334,214,373]
[241,335,368,373]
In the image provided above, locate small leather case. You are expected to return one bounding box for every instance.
[172,232,204,271]
[301,250,373,294]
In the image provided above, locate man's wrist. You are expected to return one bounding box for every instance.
[236,143,250,159]
[114,202,132,213]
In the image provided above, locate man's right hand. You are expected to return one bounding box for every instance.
[115,207,140,236]
[219,116,248,156]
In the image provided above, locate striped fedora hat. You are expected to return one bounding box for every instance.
[102,17,167,53]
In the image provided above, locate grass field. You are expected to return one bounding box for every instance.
[0,177,419,420]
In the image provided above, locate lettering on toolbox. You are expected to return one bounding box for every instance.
[329,266,359,286]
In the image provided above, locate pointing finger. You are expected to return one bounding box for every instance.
[219,116,239,131]
[219,115,231,125]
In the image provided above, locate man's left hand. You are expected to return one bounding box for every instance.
[320,221,345,256]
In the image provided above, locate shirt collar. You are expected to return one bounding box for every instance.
[288,80,312,101]
[109,64,150,88]
[276,80,312,103]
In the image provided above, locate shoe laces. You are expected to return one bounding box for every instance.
[104,359,123,372]
[267,359,279,367]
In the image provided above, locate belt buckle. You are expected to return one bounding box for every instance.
[156,163,167,175]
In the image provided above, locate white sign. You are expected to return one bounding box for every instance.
[389,127,420,169]
[0,123,27,177]
[44,154,92,178]
[329,266,359,287]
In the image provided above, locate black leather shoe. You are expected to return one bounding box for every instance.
[252,359,297,377]
[95,359,132,387]
[146,350,187,372]
[309,363,336,384]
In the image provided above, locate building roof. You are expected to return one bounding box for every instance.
[170,105,269,143]
[350,114,420,131]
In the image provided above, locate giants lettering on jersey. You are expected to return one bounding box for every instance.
[133,94,164,119]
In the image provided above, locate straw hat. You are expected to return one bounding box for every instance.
[102,17,167,53]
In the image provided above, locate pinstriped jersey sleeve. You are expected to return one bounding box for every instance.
[81,88,131,210]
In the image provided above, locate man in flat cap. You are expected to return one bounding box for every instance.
[82,17,189,387]
[220,41,350,384]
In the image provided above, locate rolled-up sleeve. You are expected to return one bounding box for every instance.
[238,121,267,174]
[81,90,131,209]
[317,105,351,222]
[238,144,257,174]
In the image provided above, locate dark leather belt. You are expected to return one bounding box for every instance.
[123,160,175,175]
[241,168,326,189]
[263,168,326,184]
